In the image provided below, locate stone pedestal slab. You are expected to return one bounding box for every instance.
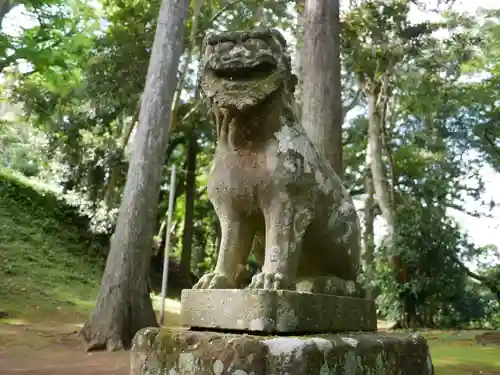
[130,328,434,375]
[181,289,377,333]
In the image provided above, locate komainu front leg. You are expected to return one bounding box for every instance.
[193,211,253,289]
[248,201,313,291]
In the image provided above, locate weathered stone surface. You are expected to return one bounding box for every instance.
[192,28,363,296]
[181,289,376,333]
[130,328,434,375]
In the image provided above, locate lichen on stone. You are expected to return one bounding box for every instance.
[130,328,434,375]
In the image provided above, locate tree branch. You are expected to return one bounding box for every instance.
[484,129,500,157]
[180,99,202,122]
[449,253,500,302]
[342,89,361,118]
[446,203,484,218]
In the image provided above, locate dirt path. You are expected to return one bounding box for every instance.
[0,351,129,375]
[0,323,129,375]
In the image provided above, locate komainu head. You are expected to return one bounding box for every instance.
[198,28,296,112]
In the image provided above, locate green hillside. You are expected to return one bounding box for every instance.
[0,169,104,323]
[0,169,182,328]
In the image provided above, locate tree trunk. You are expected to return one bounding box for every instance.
[180,129,198,286]
[300,0,343,176]
[293,0,305,115]
[366,86,402,289]
[292,0,305,119]
[366,93,395,237]
[365,83,398,252]
[366,85,412,325]
[170,0,202,132]
[79,0,190,351]
[363,158,376,300]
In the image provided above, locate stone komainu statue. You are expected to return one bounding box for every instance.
[193,28,362,296]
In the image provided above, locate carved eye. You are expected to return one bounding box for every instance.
[244,38,267,51]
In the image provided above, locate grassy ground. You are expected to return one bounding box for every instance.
[424,331,500,374]
[0,169,499,375]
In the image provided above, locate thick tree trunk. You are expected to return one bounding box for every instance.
[180,129,198,286]
[300,0,343,176]
[79,240,157,351]
[79,0,190,351]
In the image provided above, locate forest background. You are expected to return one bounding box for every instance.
[1,0,499,345]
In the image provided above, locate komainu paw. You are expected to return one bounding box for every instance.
[193,273,233,289]
[247,271,289,290]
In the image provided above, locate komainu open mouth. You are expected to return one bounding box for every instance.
[212,62,276,81]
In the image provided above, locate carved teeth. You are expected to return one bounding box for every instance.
[212,62,276,81]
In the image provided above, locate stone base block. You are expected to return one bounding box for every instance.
[130,328,434,375]
[181,289,377,333]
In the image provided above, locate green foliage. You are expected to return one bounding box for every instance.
[462,10,500,171]
[377,202,464,325]
[1,1,98,73]
[340,0,500,329]
[343,0,437,80]
[0,117,47,176]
